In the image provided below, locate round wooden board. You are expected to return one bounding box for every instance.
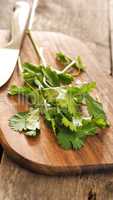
[0,31,113,175]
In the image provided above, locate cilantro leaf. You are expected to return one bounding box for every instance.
[57,128,84,150]
[23,63,43,86]
[56,52,85,71]
[45,110,56,133]
[26,108,40,130]
[23,63,42,74]
[86,95,108,128]
[67,82,96,96]
[8,85,32,96]
[43,88,58,103]
[58,73,73,85]
[9,112,28,132]
[71,137,84,150]
[23,63,73,88]
[9,109,40,136]
[62,116,77,132]
[42,67,60,87]
[77,119,97,137]
[66,92,80,117]
[57,128,73,150]
[8,51,109,151]
[75,56,85,71]
[56,120,97,150]
[56,52,71,66]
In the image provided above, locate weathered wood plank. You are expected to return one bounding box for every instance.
[0,146,3,161]
[109,0,113,75]
[0,154,113,200]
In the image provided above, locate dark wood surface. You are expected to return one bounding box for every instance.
[0,0,113,199]
[0,31,113,175]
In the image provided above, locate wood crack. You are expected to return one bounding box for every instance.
[108,0,113,75]
[93,42,109,48]
[0,145,3,163]
[88,189,97,200]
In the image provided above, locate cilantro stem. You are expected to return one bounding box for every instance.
[61,60,76,73]
[18,57,23,73]
[27,30,80,77]
[61,59,80,76]
[18,56,68,92]
[18,57,40,97]
[27,30,47,67]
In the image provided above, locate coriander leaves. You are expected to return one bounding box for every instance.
[23,63,73,88]
[56,52,85,71]
[8,52,109,150]
[9,108,40,136]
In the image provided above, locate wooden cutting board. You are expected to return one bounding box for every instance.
[0,31,113,175]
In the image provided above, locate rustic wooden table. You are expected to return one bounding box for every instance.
[0,0,113,199]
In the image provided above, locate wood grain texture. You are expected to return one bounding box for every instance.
[0,31,113,175]
[1,153,113,200]
[109,0,113,75]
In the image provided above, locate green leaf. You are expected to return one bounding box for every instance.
[9,109,40,136]
[23,63,43,86]
[9,112,28,132]
[77,119,97,137]
[67,82,96,96]
[56,120,97,150]
[57,128,73,150]
[23,63,42,74]
[66,90,80,117]
[26,108,40,130]
[56,52,85,71]
[75,56,85,71]
[86,95,104,118]
[8,85,32,96]
[43,88,58,103]
[42,66,60,87]
[8,55,109,151]
[23,62,73,88]
[58,73,73,85]
[94,115,109,128]
[45,110,56,133]
[86,95,108,128]
[62,116,77,132]
[71,137,84,150]
[56,52,71,66]
[57,128,84,150]
[34,77,44,88]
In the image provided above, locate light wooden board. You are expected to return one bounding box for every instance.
[0,31,113,175]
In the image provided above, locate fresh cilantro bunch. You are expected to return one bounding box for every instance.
[8,52,109,150]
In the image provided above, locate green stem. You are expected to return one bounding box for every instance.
[18,57,23,73]
[27,30,47,67]
[61,60,76,73]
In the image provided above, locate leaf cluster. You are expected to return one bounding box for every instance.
[8,52,109,150]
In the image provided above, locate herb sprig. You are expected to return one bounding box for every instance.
[8,52,109,150]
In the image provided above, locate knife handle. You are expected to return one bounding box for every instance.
[6,1,30,49]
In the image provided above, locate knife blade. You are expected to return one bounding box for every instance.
[0,1,30,87]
